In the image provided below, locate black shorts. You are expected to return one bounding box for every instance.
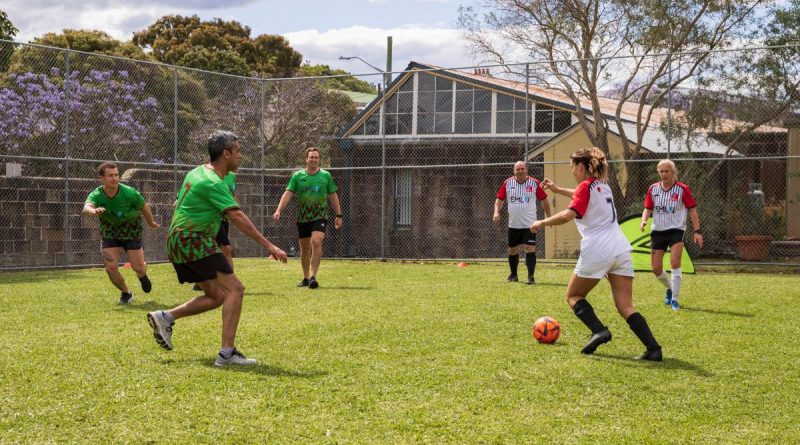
[172,253,233,284]
[216,219,231,247]
[101,238,142,251]
[508,228,536,247]
[297,219,327,239]
[650,229,685,251]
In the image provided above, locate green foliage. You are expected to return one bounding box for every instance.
[1,261,799,442]
[132,15,302,77]
[33,29,151,60]
[0,9,18,40]
[299,64,377,93]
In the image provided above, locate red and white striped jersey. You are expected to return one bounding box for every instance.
[568,178,632,262]
[644,181,697,231]
[497,176,548,228]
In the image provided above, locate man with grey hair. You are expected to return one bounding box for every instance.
[493,161,552,285]
[148,130,288,367]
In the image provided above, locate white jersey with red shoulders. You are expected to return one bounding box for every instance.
[568,177,632,262]
[496,176,549,229]
[644,181,697,231]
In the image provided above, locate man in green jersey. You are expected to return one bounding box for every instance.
[191,171,236,292]
[273,147,343,289]
[147,130,288,367]
[82,162,160,304]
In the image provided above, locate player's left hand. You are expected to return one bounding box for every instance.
[269,247,288,263]
[334,216,343,229]
[530,221,543,234]
[693,232,703,249]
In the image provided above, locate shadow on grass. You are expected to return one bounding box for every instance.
[313,286,373,290]
[190,358,328,378]
[681,306,754,318]
[120,300,174,311]
[592,352,713,377]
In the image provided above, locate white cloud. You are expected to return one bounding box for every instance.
[284,26,480,76]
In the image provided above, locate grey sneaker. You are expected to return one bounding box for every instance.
[147,311,173,350]
[119,291,134,304]
[214,348,257,367]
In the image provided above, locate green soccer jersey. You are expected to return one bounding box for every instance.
[286,168,338,223]
[168,165,240,263]
[221,172,236,221]
[85,183,145,240]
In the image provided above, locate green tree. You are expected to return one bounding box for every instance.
[132,15,302,77]
[299,64,377,93]
[1,10,18,40]
[460,0,765,209]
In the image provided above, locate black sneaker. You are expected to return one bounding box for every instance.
[526,275,535,285]
[638,348,663,362]
[298,278,310,287]
[581,327,612,354]
[193,283,202,291]
[309,276,319,289]
[507,274,518,282]
[139,275,152,293]
[119,291,134,304]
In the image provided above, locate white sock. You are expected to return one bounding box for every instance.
[656,271,671,289]
[671,268,683,302]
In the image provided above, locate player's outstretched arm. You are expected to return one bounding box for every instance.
[272,190,294,221]
[82,202,104,216]
[530,209,577,233]
[141,203,161,228]
[227,209,288,262]
[541,179,574,197]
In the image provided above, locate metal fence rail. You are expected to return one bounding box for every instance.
[1,40,798,270]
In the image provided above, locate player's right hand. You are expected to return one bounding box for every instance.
[492,213,500,224]
[272,211,281,221]
[269,247,288,263]
[94,207,106,215]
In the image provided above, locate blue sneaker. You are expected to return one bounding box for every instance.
[670,299,680,311]
[664,289,673,305]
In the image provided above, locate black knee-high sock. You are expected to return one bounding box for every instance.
[525,252,536,277]
[508,255,519,276]
[626,312,661,350]
[572,299,605,334]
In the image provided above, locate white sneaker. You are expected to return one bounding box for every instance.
[214,349,257,367]
[147,311,173,350]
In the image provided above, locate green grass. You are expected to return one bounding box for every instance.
[1,260,798,444]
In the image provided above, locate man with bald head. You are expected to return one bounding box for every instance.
[493,161,552,284]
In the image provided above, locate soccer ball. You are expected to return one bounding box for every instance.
[532,316,561,344]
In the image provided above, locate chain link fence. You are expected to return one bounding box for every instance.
[1,40,799,270]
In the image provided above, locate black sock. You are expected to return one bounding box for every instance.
[525,252,536,277]
[508,255,519,276]
[626,312,661,350]
[572,299,605,334]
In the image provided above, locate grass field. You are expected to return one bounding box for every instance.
[1,259,798,444]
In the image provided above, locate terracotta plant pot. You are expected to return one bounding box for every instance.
[734,235,773,261]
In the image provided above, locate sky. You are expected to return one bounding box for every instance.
[2,0,487,75]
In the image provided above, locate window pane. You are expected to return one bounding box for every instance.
[435,112,452,134]
[435,76,452,91]
[417,91,434,113]
[385,95,398,113]
[417,112,433,134]
[418,73,435,91]
[496,111,513,133]
[397,114,413,134]
[553,111,572,132]
[398,92,413,113]
[397,77,413,92]
[365,115,380,135]
[385,114,398,135]
[456,81,473,91]
[454,113,472,133]
[536,103,553,111]
[435,91,452,112]
[455,90,473,112]
[474,112,491,133]
[513,111,529,134]
[515,98,527,111]
[474,90,492,112]
[534,110,553,133]
[497,94,514,111]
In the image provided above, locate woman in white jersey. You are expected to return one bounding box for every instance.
[639,159,703,311]
[531,147,662,361]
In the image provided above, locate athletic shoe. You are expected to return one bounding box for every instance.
[214,348,257,367]
[147,311,173,351]
[638,348,663,362]
[526,275,535,285]
[297,278,310,287]
[139,275,152,293]
[507,274,518,283]
[193,283,202,291]
[664,288,673,305]
[309,276,319,289]
[581,327,612,354]
[670,299,681,311]
[119,291,134,304]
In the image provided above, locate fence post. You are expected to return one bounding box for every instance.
[259,78,266,256]
[380,78,387,260]
[525,63,530,161]
[63,51,71,268]
[173,67,179,195]
[667,53,672,159]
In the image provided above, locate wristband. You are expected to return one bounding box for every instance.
[336,214,343,218]
[694,229,702,234]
